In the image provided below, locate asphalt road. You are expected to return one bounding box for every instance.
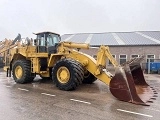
[0,69,160,120]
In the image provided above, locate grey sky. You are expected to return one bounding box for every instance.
[0,0,160,40]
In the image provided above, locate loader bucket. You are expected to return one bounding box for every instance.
[109,57,156,106]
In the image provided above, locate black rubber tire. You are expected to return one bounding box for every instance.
[52,59,84,91]
[66,58,84,85]
[12,60,34,83]
[82,70,97,84]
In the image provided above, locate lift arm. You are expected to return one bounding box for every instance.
[96,45,119,68]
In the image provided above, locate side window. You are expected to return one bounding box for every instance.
[41,37,45,46]
[108,55,116,65]
[53,37,58,44]
[51,34,59,45]
[131,54,139,59]
[119,54,127,64]
[146,55,155,62]
[38,36,45,46]
[47,36,54,46]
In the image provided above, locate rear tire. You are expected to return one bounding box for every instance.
[52,59,84,91]
[12,60,34,83]
[82,70,97,84]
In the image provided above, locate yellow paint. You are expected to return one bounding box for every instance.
[3,66,9,71]
[65,50,112,85]
[1,37,118,86]
[48,54,62,67]
[57,66,70,84]
[62,42,89,49]
[15,65,23,79]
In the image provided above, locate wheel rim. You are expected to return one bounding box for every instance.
[15,65,23,79]
[57,66,70,84]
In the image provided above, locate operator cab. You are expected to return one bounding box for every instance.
[35,31,61,54]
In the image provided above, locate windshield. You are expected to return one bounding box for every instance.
[47,34,60,46]
[37,33,60,46]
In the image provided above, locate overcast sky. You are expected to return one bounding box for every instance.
[0,0,160,40]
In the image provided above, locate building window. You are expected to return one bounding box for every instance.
[146,54,155,62]
[119,54,127,64]
[131,54,139,59]
[108,55,116,65]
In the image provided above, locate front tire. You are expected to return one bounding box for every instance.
[12,60,34,83]
[52,59,84,91]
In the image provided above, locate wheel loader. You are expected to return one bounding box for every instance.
[0,31,157,106]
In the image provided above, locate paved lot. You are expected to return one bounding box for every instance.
[0,69,160,120]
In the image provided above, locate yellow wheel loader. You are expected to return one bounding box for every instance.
[0,31,157,106]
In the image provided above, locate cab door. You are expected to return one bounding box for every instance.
[37,34,47,53]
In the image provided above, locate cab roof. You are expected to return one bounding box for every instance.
[34,31,60,36]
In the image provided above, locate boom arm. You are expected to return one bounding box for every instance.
[55,43,119,85]
[96,45,119,68]
[56,42,119,77]
[62,42,89,49]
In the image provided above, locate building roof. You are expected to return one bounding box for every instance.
[61,31,160,46]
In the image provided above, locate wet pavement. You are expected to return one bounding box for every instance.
[0,69,160,120]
